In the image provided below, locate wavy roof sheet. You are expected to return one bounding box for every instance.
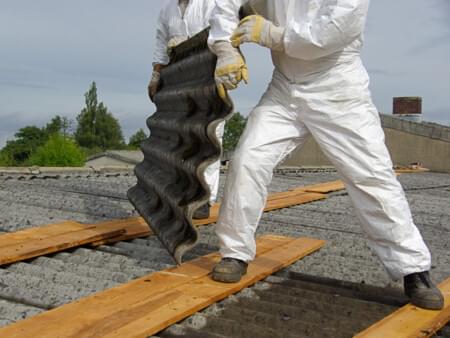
[128,30,233,264]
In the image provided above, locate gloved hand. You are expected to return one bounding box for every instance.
[148,70,161,102]
[209,41,249,100]
[167,36,188,55]
[231,15,284,51]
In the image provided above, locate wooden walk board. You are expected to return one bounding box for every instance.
[0,224,126,266]
[0,221,84,247]
[355,278,450,338]
[299,180,346,194]
[0,235,325,338]
[193,191,327,226]
[264,192,326,212]
[90,217,151,246]
[0,187,327,266]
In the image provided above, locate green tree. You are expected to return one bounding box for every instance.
[45,115,64,135]
[0,126,48,165]
[75,82,125,150]
[29,134,86,167]
[128,129,147,149]
[45,115,72,137]
[0,151,13,166]
[223,112,247,152]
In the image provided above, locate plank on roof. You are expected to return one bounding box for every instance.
[0,225,126,266]
[90,217,151,246]
[354,278,450,338]
[299,180,346,194]
[0,221,84,246]
[0,235,325,338]
[0,186,327,266]
[193,191,327,226]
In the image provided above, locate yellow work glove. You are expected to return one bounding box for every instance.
[209,41,249,100]
[231,15,284,51]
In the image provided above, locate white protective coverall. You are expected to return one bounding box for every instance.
[154,0,224,203]
[209,0,431,280]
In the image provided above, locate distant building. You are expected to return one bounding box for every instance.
[282,114,450,173]
[85,150,143,168]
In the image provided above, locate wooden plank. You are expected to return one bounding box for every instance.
[193,192,327,226]
[0,227,126,265]
[0,186,327,265]
[299,180,346,194]
[395,169,430,174]
[0,235,325,338]
[90,217,151,246]
[0,221,85,247]
[264,192,326,212]
[354,278,450,338]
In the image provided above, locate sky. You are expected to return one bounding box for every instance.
[1,0,449,147]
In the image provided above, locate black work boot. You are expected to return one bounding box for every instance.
[212,258,248,283]
[193,204,210,219]
[404,271,444,310]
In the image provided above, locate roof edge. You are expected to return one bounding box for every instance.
[380,114,450,143]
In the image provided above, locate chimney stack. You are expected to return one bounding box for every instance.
[393,97,422,122]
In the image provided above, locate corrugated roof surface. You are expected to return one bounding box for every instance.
[0,171,449,336]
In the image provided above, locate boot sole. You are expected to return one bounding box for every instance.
[211,272,244,283]
[411,297,444,311]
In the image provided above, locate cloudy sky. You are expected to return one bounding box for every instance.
[1,0,449,147]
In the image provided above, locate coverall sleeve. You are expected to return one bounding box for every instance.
[284,0,370,60]
[203,0,217,28]
[208,0,246,44]
[153,7,170,66]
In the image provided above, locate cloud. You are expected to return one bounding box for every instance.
[0,0,449,149]
[0,80,56,90]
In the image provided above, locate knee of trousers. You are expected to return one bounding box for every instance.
[229,149,274,189]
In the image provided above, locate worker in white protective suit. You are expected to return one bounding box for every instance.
[207,0,444,310]
[149,0,225,219]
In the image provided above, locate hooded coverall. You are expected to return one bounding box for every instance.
[208,0,431,280]
[154,0,224,203]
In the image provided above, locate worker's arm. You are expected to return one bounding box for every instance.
[208,0,249,99]
[283,0,370,60]
[149,8,170,102]
[153,7,170,66]
[208,0,246,44]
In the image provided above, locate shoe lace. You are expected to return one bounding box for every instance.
[418,271,432,288]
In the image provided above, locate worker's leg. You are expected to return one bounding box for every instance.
[302,95,431,280]
[216,79,309,262]
[205,121,225,204]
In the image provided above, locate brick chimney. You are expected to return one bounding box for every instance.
[393,97,422,122]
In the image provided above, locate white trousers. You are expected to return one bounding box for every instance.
[216,70,431,280]
[205,121,225,204]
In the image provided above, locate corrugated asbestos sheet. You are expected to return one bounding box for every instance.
[1,172,450,335]
[128,29,233,264]
[158,271,404,338]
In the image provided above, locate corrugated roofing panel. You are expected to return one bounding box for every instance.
[128,30,233,264]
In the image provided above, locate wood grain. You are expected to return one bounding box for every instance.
[0,235,325,338]
[355,278,450,338]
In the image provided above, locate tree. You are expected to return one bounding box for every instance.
[75,82,125,150]
[45,115,73,137]
[0,126,48,165]
[29,134,85,167]
[128,129,147,149]
[223,112,247,152]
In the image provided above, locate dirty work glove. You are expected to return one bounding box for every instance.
[167,36,188,55]
[209,41,249,100]
[231,15,284,51]
[148,70,161,102]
